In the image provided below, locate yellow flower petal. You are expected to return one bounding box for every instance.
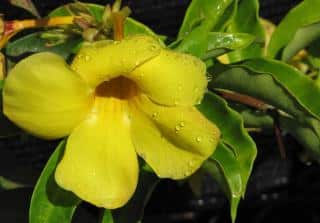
[71,35,161,87]
[130,49,207,106]
[55,94,138,209]
[3,52,93,139]
[129,95,220,179]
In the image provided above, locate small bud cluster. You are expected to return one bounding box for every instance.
[42,0,131,44]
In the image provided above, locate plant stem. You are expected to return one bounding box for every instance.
[112,12,124,41]
[218,91,268,111]
[0,16,76,49]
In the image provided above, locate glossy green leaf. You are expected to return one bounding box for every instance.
[5,32,82,59]
[242,58,320,119]
[178,0,234,39]
[175,24,211,57]
[236,108,273,130]
[227,0,265,62]
[268,0,320,59]
[209,61,319,125]
[211,142,242,196]
[176,0,234,57]
[198,92,257,222]
[202,32,255,59]
[9,0,40,17]
[282,22,320,62]
[213,0,238,31]
[29,141,81,223]
[203,160,242,222]
[209,59,320,158]
[198,92,257,193]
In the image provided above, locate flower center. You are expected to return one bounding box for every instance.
[95,76,138,100]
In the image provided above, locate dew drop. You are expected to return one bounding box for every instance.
[152,112,158,119]
[184,169,191,177]
[175,125,181,133]
[189,160,195,167]
[179,121,185,127]
[84,55,91,61]
[77,54,84,60]
[196,136,202,143]
[173,98,180,105]
[149,44,158,51]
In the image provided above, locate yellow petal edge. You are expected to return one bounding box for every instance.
[3,52,93,139]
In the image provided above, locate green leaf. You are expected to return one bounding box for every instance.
[198,92,257,222]
[227,0,265,62]
[242,58,320,119]
[5,32,82,59]
[209,60,320,124]
[175,0,234,57]
[203,32,255,59]
[9,0,40,18]
[210,142,242,197]
[282,22,320,62]
[198,92,257,193]
[29,141,81,223]
[178,0,234,39]
[202,145,241,223]
[233,106,274,130]
[175,24,210,57]
[268,0,320,59]
[213,0,238,31]
[111,171,159,223]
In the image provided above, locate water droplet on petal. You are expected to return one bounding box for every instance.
[175,125,181,133]
[85,55,91,61]
[179,121,185,127]
[189,160,195,167]
[152,112,158,120]
[149,44,158,51]
[196,136,202,143]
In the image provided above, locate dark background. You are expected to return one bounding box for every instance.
[2,0,320,223]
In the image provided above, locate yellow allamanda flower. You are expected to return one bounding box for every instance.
[2,35,220,209]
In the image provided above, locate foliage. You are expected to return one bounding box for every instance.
[1,0,320,222]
